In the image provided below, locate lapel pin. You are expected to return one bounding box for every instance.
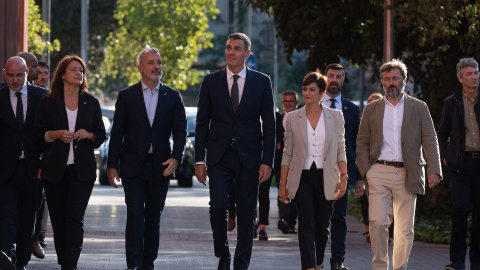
[344,106,347,110]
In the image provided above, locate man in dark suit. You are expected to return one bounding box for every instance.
[275,90,298,234]
[195,33,276,270]
[322,63,363,270]
[107,47,187,270]
[0,56,47,270]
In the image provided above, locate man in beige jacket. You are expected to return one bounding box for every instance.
[356,59,442,270]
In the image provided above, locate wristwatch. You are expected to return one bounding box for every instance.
[340,172,349,180]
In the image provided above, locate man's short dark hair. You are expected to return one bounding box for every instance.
[227,33,251,51]
[283,90,298,101]
[38,61,49,70]
[325,63,345,78]
[379,59,408,80]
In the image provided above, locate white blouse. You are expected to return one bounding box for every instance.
[303,112,325,169]
[66,107,78,165]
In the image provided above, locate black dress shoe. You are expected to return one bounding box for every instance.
[277,219,289,234]
[288,227,297,234]
[258,229,268,240]
[15,266,26,270]
[331,260,348,270]
[217,255,231,270]
[0,251,14,270]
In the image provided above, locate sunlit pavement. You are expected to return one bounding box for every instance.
[27,178,457,269]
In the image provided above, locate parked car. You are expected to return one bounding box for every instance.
[95,106,197,187]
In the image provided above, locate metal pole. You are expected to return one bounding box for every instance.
[81,0,89,70]
[41,0,51,66]
[383,0,394,62]
[273,28,278,109]
[247,6,252,38]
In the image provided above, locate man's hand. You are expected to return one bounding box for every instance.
[354,179,365,199]
[162,158,179,177]
[195,164,207,186]
[428,173,441,188]
[259,164,272,183]
[108,168,121,188]
[334,180,347,200]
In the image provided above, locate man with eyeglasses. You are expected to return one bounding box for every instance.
[275,90,299,235]
[356,59,442,270]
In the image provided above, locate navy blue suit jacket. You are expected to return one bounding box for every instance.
[341,97,362,184]
[195,68,275,169]
[107,81,187,179]
[0,83,47,181]
[33,92,106,182]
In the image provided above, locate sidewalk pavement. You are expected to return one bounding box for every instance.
[26,178,458,270]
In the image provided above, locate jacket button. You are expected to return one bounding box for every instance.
[74,145,77,149]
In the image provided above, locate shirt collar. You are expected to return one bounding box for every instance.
[226,66,247,80]
[384,93,405,107]
[323,92,342,103]
[141,80,160,94]
[9,82,28,97]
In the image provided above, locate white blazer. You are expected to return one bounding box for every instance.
[281,104,346,200]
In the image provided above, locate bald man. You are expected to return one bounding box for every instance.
[0,57,47,270]
[17,52,40,83]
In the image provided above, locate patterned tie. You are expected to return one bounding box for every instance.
[15,92,24,129]
[231,75,240,115]
[330,98,337,109]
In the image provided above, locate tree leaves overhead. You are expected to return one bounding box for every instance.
[28,0,60,56]
[102,0,219,90]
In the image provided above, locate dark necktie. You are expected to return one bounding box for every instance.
[15,92,24,129]
[231,75,240,115]
[330,98,337,109]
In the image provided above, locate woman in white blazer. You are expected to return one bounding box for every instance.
[279,72,347,270]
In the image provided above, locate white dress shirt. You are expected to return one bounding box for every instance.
[303,112,326,169]
[141,80,160,153]
[322,93,343,110]
[10,84,28,158]
[378,95,405,162]
[226,66,247,103]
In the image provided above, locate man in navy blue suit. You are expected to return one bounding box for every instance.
[0,56,47,270]
[322,63,364,270]
[195,33,276,270]
[107,47,187,270]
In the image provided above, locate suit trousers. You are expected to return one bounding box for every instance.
[42,165,94,269]
[367,163,416,270]
[0,159,39,267]
[258,174,273,225]
[275,171,297,228]
[208,146,259,270]
[295,165,333,269]
[330,184,348,263]
[448,155,480,265]
[122,155,170,270]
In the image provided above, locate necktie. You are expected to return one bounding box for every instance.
[329,98,336,109]
[231,75,240,115]
[15,92,24,129]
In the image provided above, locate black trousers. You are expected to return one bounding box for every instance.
[0,159,39,267]
[122,155,170,270]
[208,146,259,270]
[274,170,297,228]
[449,154,480,265]
[295,164,334,269]
[43,165,94,269]
[258,174,273,225]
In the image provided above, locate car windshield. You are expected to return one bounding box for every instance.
[187,115,196,136]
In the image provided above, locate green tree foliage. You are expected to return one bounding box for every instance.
[28,0,60,56]
[102,0,218,90]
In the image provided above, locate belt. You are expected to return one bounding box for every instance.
[230,139,236,148]
[465,152,480,158]
[376,160,404,168]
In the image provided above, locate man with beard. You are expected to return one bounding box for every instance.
[322,63,363,270]
[438,58,480,270]
[107,47,187,270]
[356,59,442,270]
[33,62,49,88]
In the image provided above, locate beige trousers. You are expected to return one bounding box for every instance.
[366,163,417,270]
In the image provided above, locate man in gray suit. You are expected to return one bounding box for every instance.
[356,59,442,270]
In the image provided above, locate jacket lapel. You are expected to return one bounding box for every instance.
[134,82,151,127]
[74,93,88,131]
[298,107,308,147]
[152,83,166,128]
[0,87,15,121]
[376,98,385,140]
[323,104,333,155]
[237,68,251,116]
[58,94,69,130]
[401,94,413,143]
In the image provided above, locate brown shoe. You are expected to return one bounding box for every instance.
[227,216,236,231]
[32,239,45,259]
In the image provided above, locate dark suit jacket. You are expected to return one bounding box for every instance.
[0,83,47,181]
[437,89,480,172]
[195,68,276,169]
[341,97,362,184]
[33,92,106,182]
[274,111,285,173]
[107,81,187,179]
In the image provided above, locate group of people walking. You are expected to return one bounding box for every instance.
[0,31,479,270]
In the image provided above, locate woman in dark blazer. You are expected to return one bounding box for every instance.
[33,55,106,270]
[279,72,347,270]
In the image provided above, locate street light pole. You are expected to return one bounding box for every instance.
[81,0,89,70]
[383,0,394,62]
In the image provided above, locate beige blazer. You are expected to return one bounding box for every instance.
[281,104,347,201]
[355,94,442,195]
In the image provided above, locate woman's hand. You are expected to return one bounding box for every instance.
[334,179,347,200]
[51,130,75,143]
[73,129,92,141]
[278,183,289,204]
